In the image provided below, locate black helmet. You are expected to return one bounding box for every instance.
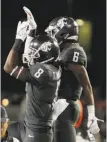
[45,17,79,44]
[23,34,60,66]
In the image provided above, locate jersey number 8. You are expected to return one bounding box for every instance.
[73,52,79,62]
[34,68,44,78]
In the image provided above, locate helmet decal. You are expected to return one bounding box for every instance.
[57,18,67,28]
[40,42,52,52]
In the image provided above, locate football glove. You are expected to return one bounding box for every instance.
[24,36,34,54]
[16,21,28,41]
[23,6,37,30]
[23,7,36,60]
[83,105,104,135]
[87,116,104,135]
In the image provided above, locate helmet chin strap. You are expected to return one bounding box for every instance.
[40,57,54,64]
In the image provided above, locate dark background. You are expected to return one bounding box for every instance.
[1,0,106,99]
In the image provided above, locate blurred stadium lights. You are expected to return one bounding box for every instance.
[1,92,25,105]
[76,19,84,26]
[2,98,9,107]
[77,19,92,52]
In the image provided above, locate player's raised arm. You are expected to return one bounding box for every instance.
[4,21,28,73]
[4,6,37,74]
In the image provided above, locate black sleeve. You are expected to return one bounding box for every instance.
[64,47,87,67]
[10,65,40,86]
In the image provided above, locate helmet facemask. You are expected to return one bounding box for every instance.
[22,46,41,67]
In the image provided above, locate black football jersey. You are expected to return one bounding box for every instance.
[10,62,61,128]
[58,41,87,101]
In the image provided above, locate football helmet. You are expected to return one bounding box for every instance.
[45,17,79,44]
[23,35,60,66]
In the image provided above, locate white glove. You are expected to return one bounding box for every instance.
[86,105,104,135]
[16,21,28,41]
[22,6,36,64]
[23,6,37,30]
[87,116,104,135]
[23,35,34,65]
[24,36,34,54]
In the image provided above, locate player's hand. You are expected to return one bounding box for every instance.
[82,105,104,135]
[16,21,28,41]
[23,6,37,30]
[87,116,104,135]
[82,116,104,135]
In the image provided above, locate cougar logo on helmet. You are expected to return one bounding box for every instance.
[40,42,52,52]
[45,17,79,44]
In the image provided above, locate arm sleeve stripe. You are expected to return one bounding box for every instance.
[10,66,18,76]
[16,66,24,79]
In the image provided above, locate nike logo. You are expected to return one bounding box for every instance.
[28,134,34,138]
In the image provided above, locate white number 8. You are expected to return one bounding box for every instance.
[34,68,44,78]
[73,52,79,62]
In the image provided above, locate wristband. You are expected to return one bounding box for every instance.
[87,105,95,118]
[12,39,23,52]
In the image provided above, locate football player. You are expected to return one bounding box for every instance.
[45,16,102,142]
[3,19,62,142]
[21,7,101,141]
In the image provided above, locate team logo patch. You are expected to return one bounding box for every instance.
[40,42,52,52]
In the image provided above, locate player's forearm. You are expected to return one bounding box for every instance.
[4,49,18,73]
[77,67,94,105]
[69,64,94,105]
[75,68,94,105]
[82,85,94,105]
[4,39,22,73]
